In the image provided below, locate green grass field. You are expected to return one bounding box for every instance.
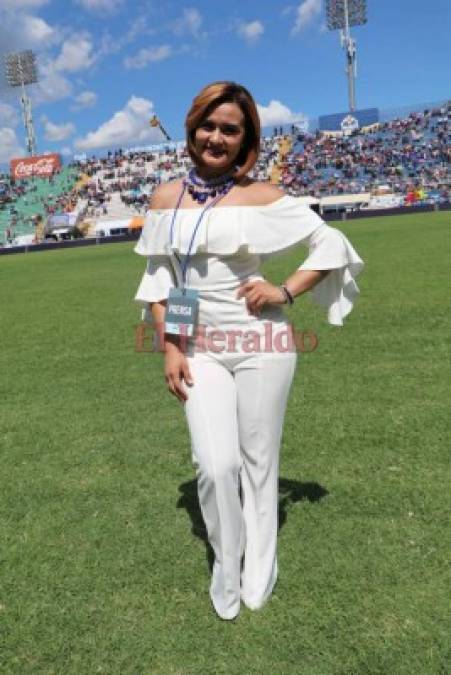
[1,212,450,674]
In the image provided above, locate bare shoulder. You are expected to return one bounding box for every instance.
[234,178,285,206]
[149,179,184,209]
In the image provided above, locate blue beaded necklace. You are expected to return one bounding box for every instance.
[183,168,235,204]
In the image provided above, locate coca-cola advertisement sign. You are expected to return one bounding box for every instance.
[10,153,61,180]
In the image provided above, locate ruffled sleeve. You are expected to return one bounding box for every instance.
[133,211,175,312]
[298,223,364,326]
[134,256,174,305]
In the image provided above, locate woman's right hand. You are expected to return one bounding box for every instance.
[164,341,193,402]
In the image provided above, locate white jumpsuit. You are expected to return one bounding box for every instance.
[134,195,363,619]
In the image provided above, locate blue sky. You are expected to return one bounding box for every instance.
[0,0,449,162]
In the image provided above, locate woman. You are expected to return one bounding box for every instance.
[134,81,363,620]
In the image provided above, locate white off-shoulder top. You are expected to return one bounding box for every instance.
[134,195,364,326]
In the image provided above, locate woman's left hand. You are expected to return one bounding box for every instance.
[237,280,286,315]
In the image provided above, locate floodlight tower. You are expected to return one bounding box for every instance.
[326,0,367,112]
[4,50,38,155]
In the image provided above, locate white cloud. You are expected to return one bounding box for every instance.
[60,146,72,157]
[73,90,97,109]
[75,0,123,12]
[0,11,55,63]
[0,127,25,162]
[54,33,95,72]
[33,61,73,104]
[74,96,164,151]
[172,8,203,36]
[0,103,19,128]
[124,45,172,69]
[126,15,150,42]
[257,100,308,127]
[96,17,158,60]
[41,116,75,141]
[237,20,264,44]
[291,0,321,34]
[22,13,54,43]
[281,6,295,17]
[0,9,63,104]
[0,0,49,8]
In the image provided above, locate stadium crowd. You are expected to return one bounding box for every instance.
[0,168,79,243]
[73,103,449,203]
[263,105,450,198]
[76,149,190,216]
[1,102,449,246]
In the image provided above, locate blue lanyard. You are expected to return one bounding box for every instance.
[169,184,224,290]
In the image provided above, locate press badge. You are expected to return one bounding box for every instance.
[165,287,199,337]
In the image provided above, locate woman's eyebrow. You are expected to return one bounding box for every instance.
[221,124,241,132]
[218,122,243,131]
[202,119,242,128]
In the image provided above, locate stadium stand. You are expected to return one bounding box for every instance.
[276,105,450,200]
[1,102,449,248]
[0,166,79,243]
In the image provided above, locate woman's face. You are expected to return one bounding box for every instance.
[193,102,246,176]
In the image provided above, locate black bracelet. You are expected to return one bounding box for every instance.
[280,284,294,305]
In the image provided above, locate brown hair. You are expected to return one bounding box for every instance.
[185,81,261,179]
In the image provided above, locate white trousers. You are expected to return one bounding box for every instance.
[184,348,297,619]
